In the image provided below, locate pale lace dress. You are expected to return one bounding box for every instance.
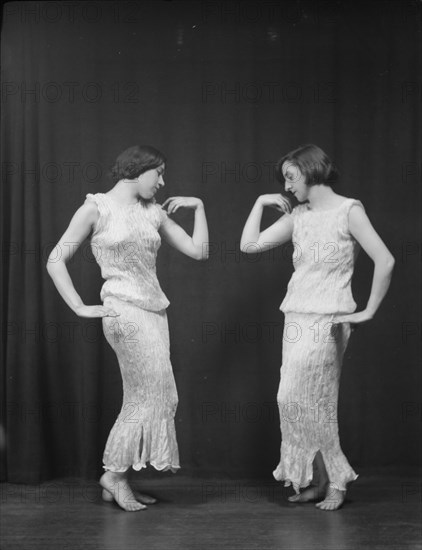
[85,193,180,473]
[273,198,362,492]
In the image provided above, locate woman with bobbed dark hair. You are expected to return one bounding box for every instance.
[277,143,340,187]
[241,144,394,510]
[47,144,209,511]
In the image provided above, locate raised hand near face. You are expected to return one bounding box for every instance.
[257,193,292,214]
[162,196,204,215]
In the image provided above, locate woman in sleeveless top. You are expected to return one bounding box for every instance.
[46,145,209,511]
[240,144,394,510]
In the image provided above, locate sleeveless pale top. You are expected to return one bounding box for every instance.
[280,198,364,315]
[85,193,170,312]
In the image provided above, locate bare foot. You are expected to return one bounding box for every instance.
[102,488,157,505]
[100,472,146,512]
[288,485,326,503]
[315,485,346,511]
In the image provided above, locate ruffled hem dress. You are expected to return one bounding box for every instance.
[273,198,362,492]
[85,193,180,473]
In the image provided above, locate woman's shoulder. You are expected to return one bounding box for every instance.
[85,192,101,202]
[330,195,361,206]
[339,196,365,212]
[82,194,103,225]
[150,200,169,226]
[84,193,102,210]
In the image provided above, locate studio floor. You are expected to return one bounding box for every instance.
[1,470,421,550]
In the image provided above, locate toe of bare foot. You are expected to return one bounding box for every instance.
[315,501,342,511]
[288,486,324,503]
[315,488,345,511]
[135,492,157,505]
[126,501,147,512]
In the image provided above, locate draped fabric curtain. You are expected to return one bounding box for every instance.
[1,0,420,482]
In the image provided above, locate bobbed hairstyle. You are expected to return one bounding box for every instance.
[276,144,339,187]
[111,145,166,184]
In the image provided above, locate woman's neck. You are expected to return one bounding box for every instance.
[108,180,139,204]
[306,185,338,210]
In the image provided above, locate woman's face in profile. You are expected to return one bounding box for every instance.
[136,164,165,200]
[282,162,308,203]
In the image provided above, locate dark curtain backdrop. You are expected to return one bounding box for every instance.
[1,1,420,483]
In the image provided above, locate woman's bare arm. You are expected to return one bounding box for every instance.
[46,200,119,318]
[335,204,395,324]
[240,194,293,253]
[159,197,209,260]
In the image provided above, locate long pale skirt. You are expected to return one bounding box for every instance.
[101,296,180,473]
[273,312,358,492]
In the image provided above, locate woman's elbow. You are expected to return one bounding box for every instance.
[240,239,251,253]
[193,245,209,261]
[386,254,395,272]
[46,255,64,274]
[240,241,260,254]
[378,253,395,273]
[239,234,249,253]
[199,249,209,261]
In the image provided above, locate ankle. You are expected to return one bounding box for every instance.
[103,470,127,482]
[328,482,345,493]
[318,479,329,491]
